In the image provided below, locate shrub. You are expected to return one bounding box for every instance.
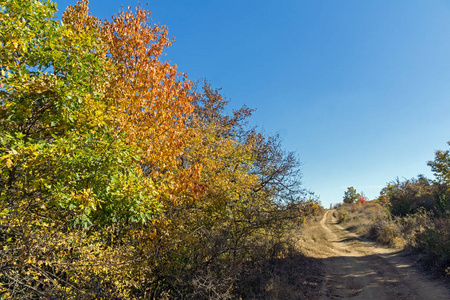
[415,214,450,275]
[380,177,444,217]
[369,219,402,246]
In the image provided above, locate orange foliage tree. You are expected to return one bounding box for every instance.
[102,6,203,203]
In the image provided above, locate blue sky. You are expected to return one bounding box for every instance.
[56,0,450,207]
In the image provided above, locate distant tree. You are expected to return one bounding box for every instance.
[428,141,450,185]
[427,143,450,213]
[343,186,360,204]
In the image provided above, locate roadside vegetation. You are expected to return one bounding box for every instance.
[336,147,450,278]
[0,1,323,298]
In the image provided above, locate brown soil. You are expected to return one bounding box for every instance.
[296,210,450,300]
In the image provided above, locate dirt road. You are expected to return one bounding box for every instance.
[297,210,449,300]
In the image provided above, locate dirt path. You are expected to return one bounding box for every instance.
[297,210,449,300]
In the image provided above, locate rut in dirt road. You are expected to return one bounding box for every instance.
[298,211,450,300]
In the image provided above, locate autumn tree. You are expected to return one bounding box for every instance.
[156,82,260,292]
[0,0,121,297]
[150,83,320,297]
[0,0,184,297]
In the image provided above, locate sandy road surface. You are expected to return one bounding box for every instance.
[297,210,449,300]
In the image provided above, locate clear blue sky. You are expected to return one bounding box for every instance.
[56,0,450,207]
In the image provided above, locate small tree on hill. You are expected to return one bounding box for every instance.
[343,186,360,204]
[428,141,450,185]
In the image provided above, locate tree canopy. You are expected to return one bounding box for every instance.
[0,1,318,298]
[343,186,360,204]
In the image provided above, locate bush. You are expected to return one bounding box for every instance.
[380,177,447,217]
[415,214,450,275]
[369,219,402,246]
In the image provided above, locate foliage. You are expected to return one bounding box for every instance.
[428,142,450,213]
[357,192,368,204]
[380,175,448,216]
[428,141,450,185]
[415,214,450,272]
[343,186,360,204]
[101,4,201,202]
[0,0,164,297]
[143,82,321,298]
[0,1,320,298]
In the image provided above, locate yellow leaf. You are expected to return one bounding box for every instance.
[6,159,12,168]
